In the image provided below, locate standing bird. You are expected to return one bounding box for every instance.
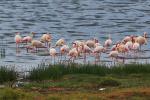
[104,35,112,48]
[14,32,22,49]
[143,32,148,38]
[41,33,52,47]
[60,45,70,55]
[86,39,96,48]
[132,42,140,51]
[116,43,129,54]
[122,36,132,43]
[55,38,65,47]
[22,32,35,44]
[125,41,133,50]
[93,45,106,64]
[68,48,78,63]
[49,48,57,64]
[135,34,147,50]
[60,45,70,61]
[31,40,45,52]
[109,50,119,64]
[81,44,92,64]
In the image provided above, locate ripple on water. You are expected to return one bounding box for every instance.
[0,0,149,70]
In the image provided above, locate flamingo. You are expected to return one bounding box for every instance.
[41,33,52,47]
[131,42,140,62]
[116,43,129,54]
[49,48,57,64]
[122,36,132,43]
[108,50,119,64]
[60,45,70,55]
[14,32,22,49]
[30,40,45,52]
[22,32,35,44]
[72,41,83,56]
[81,44,92,64]
[116,43,129,63]
[55,38,65,47]
[125,41,133,50]
[68,48,78,63]
[94,42,101,47]
[104,35,112,48]
[93,45,106,64]
[132,42,140,51]
[60,45,70,62]
[86,39,96,48]
[135,35,147,50]
[143,32,148,38]
[109,50,119,58]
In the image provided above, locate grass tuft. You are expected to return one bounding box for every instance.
[0,67,17,83]
[28,63,150,81]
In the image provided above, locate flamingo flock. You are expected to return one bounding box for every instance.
[14,32,148,64]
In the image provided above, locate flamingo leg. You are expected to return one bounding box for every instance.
[84,52,86,64]
[60,53,63,64]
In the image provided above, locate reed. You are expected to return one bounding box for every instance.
[28,63,150,81]
[0,67,17,83]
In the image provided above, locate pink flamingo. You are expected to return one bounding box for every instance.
[49,48,57,64]
[104,35,112,48]
[60,45,70,62]
[122,36,132,43]
[14,32,22,49]
[68,48,78,63]
[109,50,119,65]
[125,41,133,50]
[86,39,96,48]
[55,38,65,47]
[30,40,45,52]
[41,33,52,47]
[22,32,35,44]
[93,45,106,64]
[82,44,92,64]
[135,34,147,50]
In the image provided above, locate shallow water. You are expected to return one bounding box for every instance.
[0,0,150,71]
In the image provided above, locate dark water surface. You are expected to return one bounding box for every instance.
[0,0,150,70]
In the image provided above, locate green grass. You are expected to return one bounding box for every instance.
[1,73,150,100]
[28,63,150,81]
[1,87,150,100]
[0,67,17,83]
[18,73,150,99]
[24,73,150,90]
[1,64,150,99]
[0,88,39,100]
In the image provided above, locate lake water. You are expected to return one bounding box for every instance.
[0,0,150,71]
